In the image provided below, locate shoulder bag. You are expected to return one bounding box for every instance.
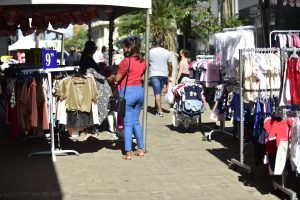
[116,58,131,116]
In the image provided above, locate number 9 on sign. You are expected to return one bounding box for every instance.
[42,48,57,69]
[45,53,51,66]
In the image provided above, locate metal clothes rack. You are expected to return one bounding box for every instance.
[222,25,256,32]
[196,55,215,62]
[269,30,300,48]
[230,48,281,177]
[191,55,232,141]
[202,83,235,140]
[22,67,80,162]
[271,48,300,200]
[203,26,257,141]
[222,25,257,47]
[173,79,202,129]
[202,81,240,141]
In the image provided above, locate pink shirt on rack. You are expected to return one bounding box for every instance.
[293,34,300,48]
[206,61,219,88]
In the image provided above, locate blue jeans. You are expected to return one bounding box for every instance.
[150,76,167,95]
[120,85,144,152]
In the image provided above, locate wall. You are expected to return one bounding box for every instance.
[238,0,258,10]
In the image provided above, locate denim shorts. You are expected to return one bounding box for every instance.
[150,76,167,95]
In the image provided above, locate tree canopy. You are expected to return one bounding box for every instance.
[64,28,88,52]
[116,0,245,51]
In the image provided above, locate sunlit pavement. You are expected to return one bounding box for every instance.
[0,87,289,200]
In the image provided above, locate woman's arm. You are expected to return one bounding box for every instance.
[107,59,127,84]
[176,61,183,84]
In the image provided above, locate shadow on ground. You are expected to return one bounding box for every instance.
[60,136,126,155]
[147,106,170,115]
[195,122,300,199]
[0,136,63,200]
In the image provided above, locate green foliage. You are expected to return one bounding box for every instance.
[117,11,146,37]
[173,0,197,31]
[191,7,221,39]
[115,0,246,49]
[151,0,174,39]
[64,28,88,52]
[222,16,247,29]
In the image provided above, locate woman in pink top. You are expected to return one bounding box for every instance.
[176,49,190,84]
[108,36,146,160]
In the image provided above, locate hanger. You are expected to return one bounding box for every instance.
[290,47,299,58]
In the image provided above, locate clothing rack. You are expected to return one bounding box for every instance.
[196,55,215,62]
[204,27,256,141]
[269,30,300,48]
[230,48,281,178]
[173,80,202,129]
[270,48,300,200]
[190,54,231,141]
[202,81,239,141]
[21,67,79,162]
[202,84,236,141]
[222,25,256,32]
[223,25,257,47]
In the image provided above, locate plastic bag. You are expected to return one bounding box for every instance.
[165,82,174,104]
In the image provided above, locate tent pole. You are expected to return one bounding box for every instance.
[143,8,151,153]
[88,23,92,41]
[108,14,114,66]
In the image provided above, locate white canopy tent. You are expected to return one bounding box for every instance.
[0,0,152,151]
[8,35,35,51]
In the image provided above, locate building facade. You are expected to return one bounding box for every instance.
[90,21,119,51]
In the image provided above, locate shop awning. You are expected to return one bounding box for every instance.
[1,0,152,152]
[8,35,35,51]
[0,0,152,35]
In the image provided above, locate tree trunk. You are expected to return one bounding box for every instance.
[222,0,234,22]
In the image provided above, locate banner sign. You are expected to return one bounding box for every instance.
[42,48,57,69]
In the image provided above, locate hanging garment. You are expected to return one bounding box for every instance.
[286,57,300,104]
[30,78,38,128]
[42,78,49,130]
[6,81,22,137]
[86,68,112,125]
[57,76,99,113]
[290,120,300,173]
[205,61,219,88]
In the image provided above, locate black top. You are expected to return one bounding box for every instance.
[79,53,104,74]
[79,53,114,78]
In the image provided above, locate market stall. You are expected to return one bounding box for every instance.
[0,0,152,158]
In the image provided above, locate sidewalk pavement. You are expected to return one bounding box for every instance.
[0,87,297,200]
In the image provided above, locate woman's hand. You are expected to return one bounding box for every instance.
[106,74,115,82]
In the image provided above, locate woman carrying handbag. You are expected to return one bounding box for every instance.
[107,36,146,160]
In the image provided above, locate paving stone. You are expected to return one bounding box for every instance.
[0,87,289,200]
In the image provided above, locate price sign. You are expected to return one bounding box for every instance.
[42,48,57,69]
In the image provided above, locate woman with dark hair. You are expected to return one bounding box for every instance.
[109,36,146,160]
[79,41,112,139]
[79,40,105,74]
[176,49,190,85]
